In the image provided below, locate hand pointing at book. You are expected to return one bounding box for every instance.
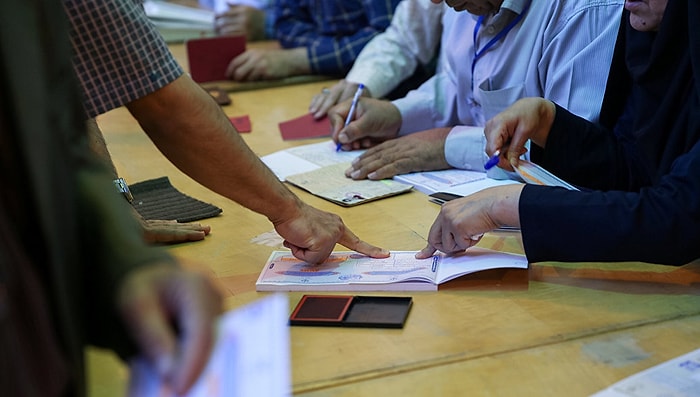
[273,198,390,264]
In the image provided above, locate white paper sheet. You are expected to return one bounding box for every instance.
[591,347,700,397]
[128,294,291,397]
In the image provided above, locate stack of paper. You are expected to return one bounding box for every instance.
[144,0,215,43]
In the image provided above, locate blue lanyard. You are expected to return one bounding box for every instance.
[471,1,532,89]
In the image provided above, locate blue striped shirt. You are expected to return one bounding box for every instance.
[275,0,400,75]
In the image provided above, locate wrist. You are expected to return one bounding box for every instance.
[267,194,306,228]
[114,177,134,203]
[533,100,556,147]
[288,48,311,75]
[491,184,524,228]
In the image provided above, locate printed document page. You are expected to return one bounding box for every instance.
[591,347,700,397]
[128,294,291,397]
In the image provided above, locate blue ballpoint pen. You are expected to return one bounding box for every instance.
[484,149,501,170]
[336,83,365,152]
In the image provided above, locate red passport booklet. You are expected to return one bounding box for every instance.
[278,113,331,140]
[186,35,246,83]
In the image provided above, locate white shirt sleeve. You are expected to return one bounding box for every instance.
[444,126,486,171]
[345,0,443,98]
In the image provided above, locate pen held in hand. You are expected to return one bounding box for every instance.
[336,83,365,152]
[484,149,501,170]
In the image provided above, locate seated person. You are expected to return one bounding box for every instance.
[417,0,700,266]
[330,0,623,182]
[225,0,401,81]
[308,0,444,119]
[199,0,276,41]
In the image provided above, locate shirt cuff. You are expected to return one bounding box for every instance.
[444,126,486,171]
[444,125,517,180]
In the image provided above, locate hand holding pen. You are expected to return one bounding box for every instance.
[484,149,501,170]
[336,83,364,151]
[483,98,557,169]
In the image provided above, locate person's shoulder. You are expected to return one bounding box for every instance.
[551,0,625,16]
[529,0,624,31]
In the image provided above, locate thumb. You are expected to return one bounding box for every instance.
[415,244,437,259]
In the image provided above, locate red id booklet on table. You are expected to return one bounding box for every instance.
[186,35,246,83]
[278,113,331,140]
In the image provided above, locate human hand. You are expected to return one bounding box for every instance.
[214,5,265,41]
[273,201,390,264]
[329,97,402,151]
[308,80,369,120]
[416,184,523,259]
[345,127,452,180]
[483,97,556,170]
[140,218,211,244]
[225,47,309,81]
[118,263,222,395]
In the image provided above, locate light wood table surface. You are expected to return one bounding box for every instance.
[87,46,700,397]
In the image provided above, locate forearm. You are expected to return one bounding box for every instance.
[490,184,523,228]
[542,104,624,190]
[125,74,303,224]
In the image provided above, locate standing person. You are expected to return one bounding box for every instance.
[0,1,222,396]
[418,0,700,266]
[64,0,389,264]
[329,0,623,182]
[226,0,401,81]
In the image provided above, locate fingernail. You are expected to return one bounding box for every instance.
[470,233,484,241]
[350,170,361,179]
[338,133,347,144]
[367,172,378,180]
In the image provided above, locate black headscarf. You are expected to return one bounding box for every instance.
[601,0,700,184]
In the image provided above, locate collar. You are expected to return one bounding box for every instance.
[501,0,528,15]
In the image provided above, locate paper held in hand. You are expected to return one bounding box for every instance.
[255,248,529,292]
[514,160,578,190]
[128,294,291,397]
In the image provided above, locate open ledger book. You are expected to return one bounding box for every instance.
[285,162,413,206]
[256,248,529,292]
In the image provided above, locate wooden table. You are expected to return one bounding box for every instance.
[87,50,700,397]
